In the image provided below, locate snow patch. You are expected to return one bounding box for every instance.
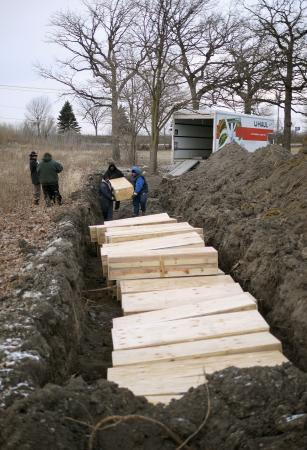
[22,291,42,300]
[41,246,57,257]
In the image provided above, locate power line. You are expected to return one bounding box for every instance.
[0,115,111,125]
[0,84,66,93]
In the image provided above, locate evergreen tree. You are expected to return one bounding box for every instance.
[57,101,81,134]
[118,105,131,134]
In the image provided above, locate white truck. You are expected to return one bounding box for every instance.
[172,109,275,161]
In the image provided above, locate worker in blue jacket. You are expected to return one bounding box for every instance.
[131,166,148,216]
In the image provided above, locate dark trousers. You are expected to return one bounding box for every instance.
[115,201,120,211]
[100,200,113,221]
[133,192,148,216]
[33,183,41,204]
[42,183,62,206]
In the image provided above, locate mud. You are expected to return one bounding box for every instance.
[1,156,307,449]
[160,144,307,370]
[1,364,307,449]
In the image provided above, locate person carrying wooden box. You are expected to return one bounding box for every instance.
[99,177,114,221]
[103,160,124,212]
[131,166,148,216]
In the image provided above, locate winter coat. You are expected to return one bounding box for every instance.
[29,159,40,185]
[37,154,63,185]
[99,179,113,208]
[131,166,148,195]
[103,164,124,180]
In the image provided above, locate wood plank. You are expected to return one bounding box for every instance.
[89,226,98,242]
[95,213,176,243]
[108,246,215,268]
[104,222,203,244]
[109,178,134,201]
[108,351,287,396]
[108,247,218,280]
[102,243,204,277]
[121,283,243,314]
[103,213,172,228]
[118,274,234,297]
[112,310,270,350]
[144,395,183,405]
[100,232,204,273]
[101,232,204,255]
[115,292,256,328]
[112,332,282,366]
[110,265,218,280]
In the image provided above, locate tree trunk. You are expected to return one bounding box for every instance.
[150,126,159,173]
[129,133,137,164]
[244,97,252,114]
[111,99,120,161]
[150,97,159,173]
[283,81,292,151]
[189,82,200,110]
[111,69,120,160]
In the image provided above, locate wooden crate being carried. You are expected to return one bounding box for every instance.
[110,178,134,201]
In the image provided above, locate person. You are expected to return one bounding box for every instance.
[103,160,124,211]
[131,166,148,216]
[29,151,41,205]
[37,153,63,207]
[99,177,114,221]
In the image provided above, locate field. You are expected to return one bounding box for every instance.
[0,143,172,299]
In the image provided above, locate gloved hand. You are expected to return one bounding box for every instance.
[133,192,138,196]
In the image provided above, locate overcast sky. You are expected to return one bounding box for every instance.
[0,0,304,134]
[0,0,97,133]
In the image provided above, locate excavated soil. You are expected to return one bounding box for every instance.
[160,144,307,369]
[1,152,307,449]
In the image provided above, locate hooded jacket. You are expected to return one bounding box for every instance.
[131,166,148,195]
[37,153,63,185]
[103,163,124,180]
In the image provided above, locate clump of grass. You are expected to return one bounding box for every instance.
[0,144,112,212]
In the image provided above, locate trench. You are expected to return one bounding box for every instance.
[1,155,307,449]
[71,248,121,383]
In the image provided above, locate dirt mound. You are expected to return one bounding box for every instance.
[1,364,307,449]
[160,143,307,369]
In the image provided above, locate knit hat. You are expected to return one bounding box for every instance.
[29,151,38,157]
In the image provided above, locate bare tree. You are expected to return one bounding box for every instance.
[25,96,52,137]
[78,99,108,136]
[245,0,307,150]
[135,0,191,172]
[170,1,238,110]
[39,0,141,160]
[121,76,151,163]
[223,26,278,114]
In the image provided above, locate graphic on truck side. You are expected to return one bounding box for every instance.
[216,117,274,149]
[217,118,242,148]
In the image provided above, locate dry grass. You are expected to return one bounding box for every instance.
[0,144,113,212]
[0,142,172,300]
[0,144,172,212]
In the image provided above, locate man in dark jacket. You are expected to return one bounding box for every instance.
[99,177,113,221]
[103,160,124,211]
[29,151,41,205]
[131,166,148,216]
[37,153,63,206]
